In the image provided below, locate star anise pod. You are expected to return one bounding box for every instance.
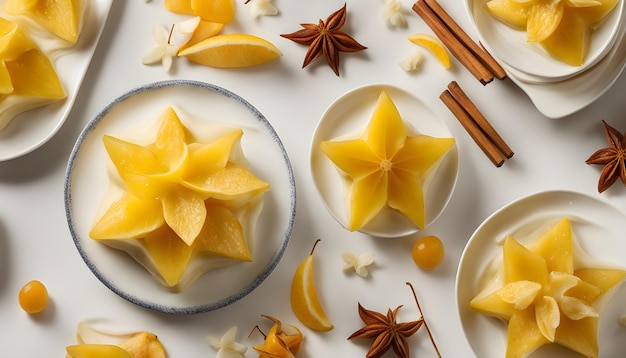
[586,120,626,193]
[348,282,441,358]
[280,3,367,76]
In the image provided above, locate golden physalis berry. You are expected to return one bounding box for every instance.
[18,280,48,313]
[412,235,444,270]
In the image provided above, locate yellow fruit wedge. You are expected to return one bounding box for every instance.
[470,280,541,320]
[541,11,587,66]
[290,240,333,331]
[161,187,206,246]
[253,316,303,358]
[4,0,84,43]
[184,162,270,203]
[572,0,619,25]
[486,0,533,28]
[554,316,599,358]
[506,308,550,358]
[527,218,573,273]
[6,48,65,99]
[178,33,282,68]
[191,0,236,24]
[118,332,166,358]
[526,1,565,42]
[193,203,251,261]
[574,267,626,294]
[179,20,224,51]
[503,236,549,285]
[142,225,193,287]
[89,193,165,240]
[0,17,36,61]
[66,344,133,358]
[408,33,451,68]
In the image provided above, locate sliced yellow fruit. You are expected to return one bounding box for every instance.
[574,267,626,295]
[554,316,599,358]
[118,332,166,358]
[503,236,549,286]
[179,20,224,51]
[572,0,619,25]
[89,193,165,240]
[506,308,550,358]
[407,33,451,68]
[191,0,236,24]
[6,48,65,99]
[486,0,534,28]
[470,280,541,320]
[4,0,84,43]
[142,225,193,287]
[527,218,573,274]
[290,240,333,331]
[161,187,206,246]
[193,203,251,261]
[66,344,133,358]
[184,162,270,203]
[0,17,36,61]
[535,296,560,342]
[526,1,565,42]
[541,11,587,66]
[178,33,282,68]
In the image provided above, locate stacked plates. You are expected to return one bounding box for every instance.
[465,0,626,118]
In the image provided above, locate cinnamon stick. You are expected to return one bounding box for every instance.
[423,0,507,80]
[413,0,506,84]
[447,81,513,158]
[440,89,507,167]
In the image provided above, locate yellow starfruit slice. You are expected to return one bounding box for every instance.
[6,48,65,99]
[0,17,37,61]
[541,10,587,66]
[527,218,573,274]
[487,0,534,28]
[66,344,133,358]
[526,1,565,42]
[90,193,165,240]
[190,0,236,24]
[4,0,84,44]
[142,225,193,287]
[503,236,549,285]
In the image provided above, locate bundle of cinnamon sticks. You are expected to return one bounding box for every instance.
[413,0,506,85]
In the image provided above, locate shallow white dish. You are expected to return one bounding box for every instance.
[0,0,113,162]
[467,0,624,81]
[64,80,296,314]
[310,84,458,238]
[457,190,626,357]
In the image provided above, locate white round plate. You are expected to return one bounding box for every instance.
[0,0,112,162]
[64,80,296,314]
[310,84,458,238]
[457,190,626,357]
[466,0,623,81]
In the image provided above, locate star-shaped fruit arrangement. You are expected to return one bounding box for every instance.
[89,107,270,289]
[486,0,619,65]
[470,218,626,358]
[253,315,303,357]
[348,282,441,358]
[320,90,454,232]
[280,3,367,76]
[586,120,626,193]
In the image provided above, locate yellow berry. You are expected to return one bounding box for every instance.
[18,280,48,313]
[412,235,444,270]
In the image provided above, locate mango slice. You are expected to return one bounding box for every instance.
[320,90,454,231]
[91,106,269,288]
[66,344,132,358]
[470,218,626,358]
[4,0,84,43]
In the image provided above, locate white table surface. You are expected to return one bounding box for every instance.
[2,0,626,356]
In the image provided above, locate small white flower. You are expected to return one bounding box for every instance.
[142,23,179,72]
[398,51,424,71]
[249,0,279,18]
[207,327,248,358]
[342,252,375,277]
[382,0,407,28]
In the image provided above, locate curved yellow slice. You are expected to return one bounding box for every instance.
[66,344,132,358]
[191,0,235,24]
[526,1,565,42]
[290,241,333,331]
[89,193,165,240]
[486,0,534,28]
[407,33,451,69]
[541,11,587,66]
[178,33,282,68]
[179,20,224,51]
[7,48,65,99]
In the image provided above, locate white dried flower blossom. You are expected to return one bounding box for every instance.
[382,0,407,28]
[398,51,424,71]
[207,327,248,358]
[249,0,279,18]
[342,252,375,277]
[142,23,179,72]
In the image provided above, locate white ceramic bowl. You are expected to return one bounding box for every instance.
[310,84,458,238]
[64,80,296,314]
[456,190,626,357]
[466,0,624,81]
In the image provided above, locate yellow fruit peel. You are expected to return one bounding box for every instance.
[407,33,451,68]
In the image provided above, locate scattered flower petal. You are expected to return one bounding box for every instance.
[398,51,424,71]
[382,0,407,28]
[142,23,178,72]
[250,0,279,18]
[342,252,375,277]
[207,327,247,358]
